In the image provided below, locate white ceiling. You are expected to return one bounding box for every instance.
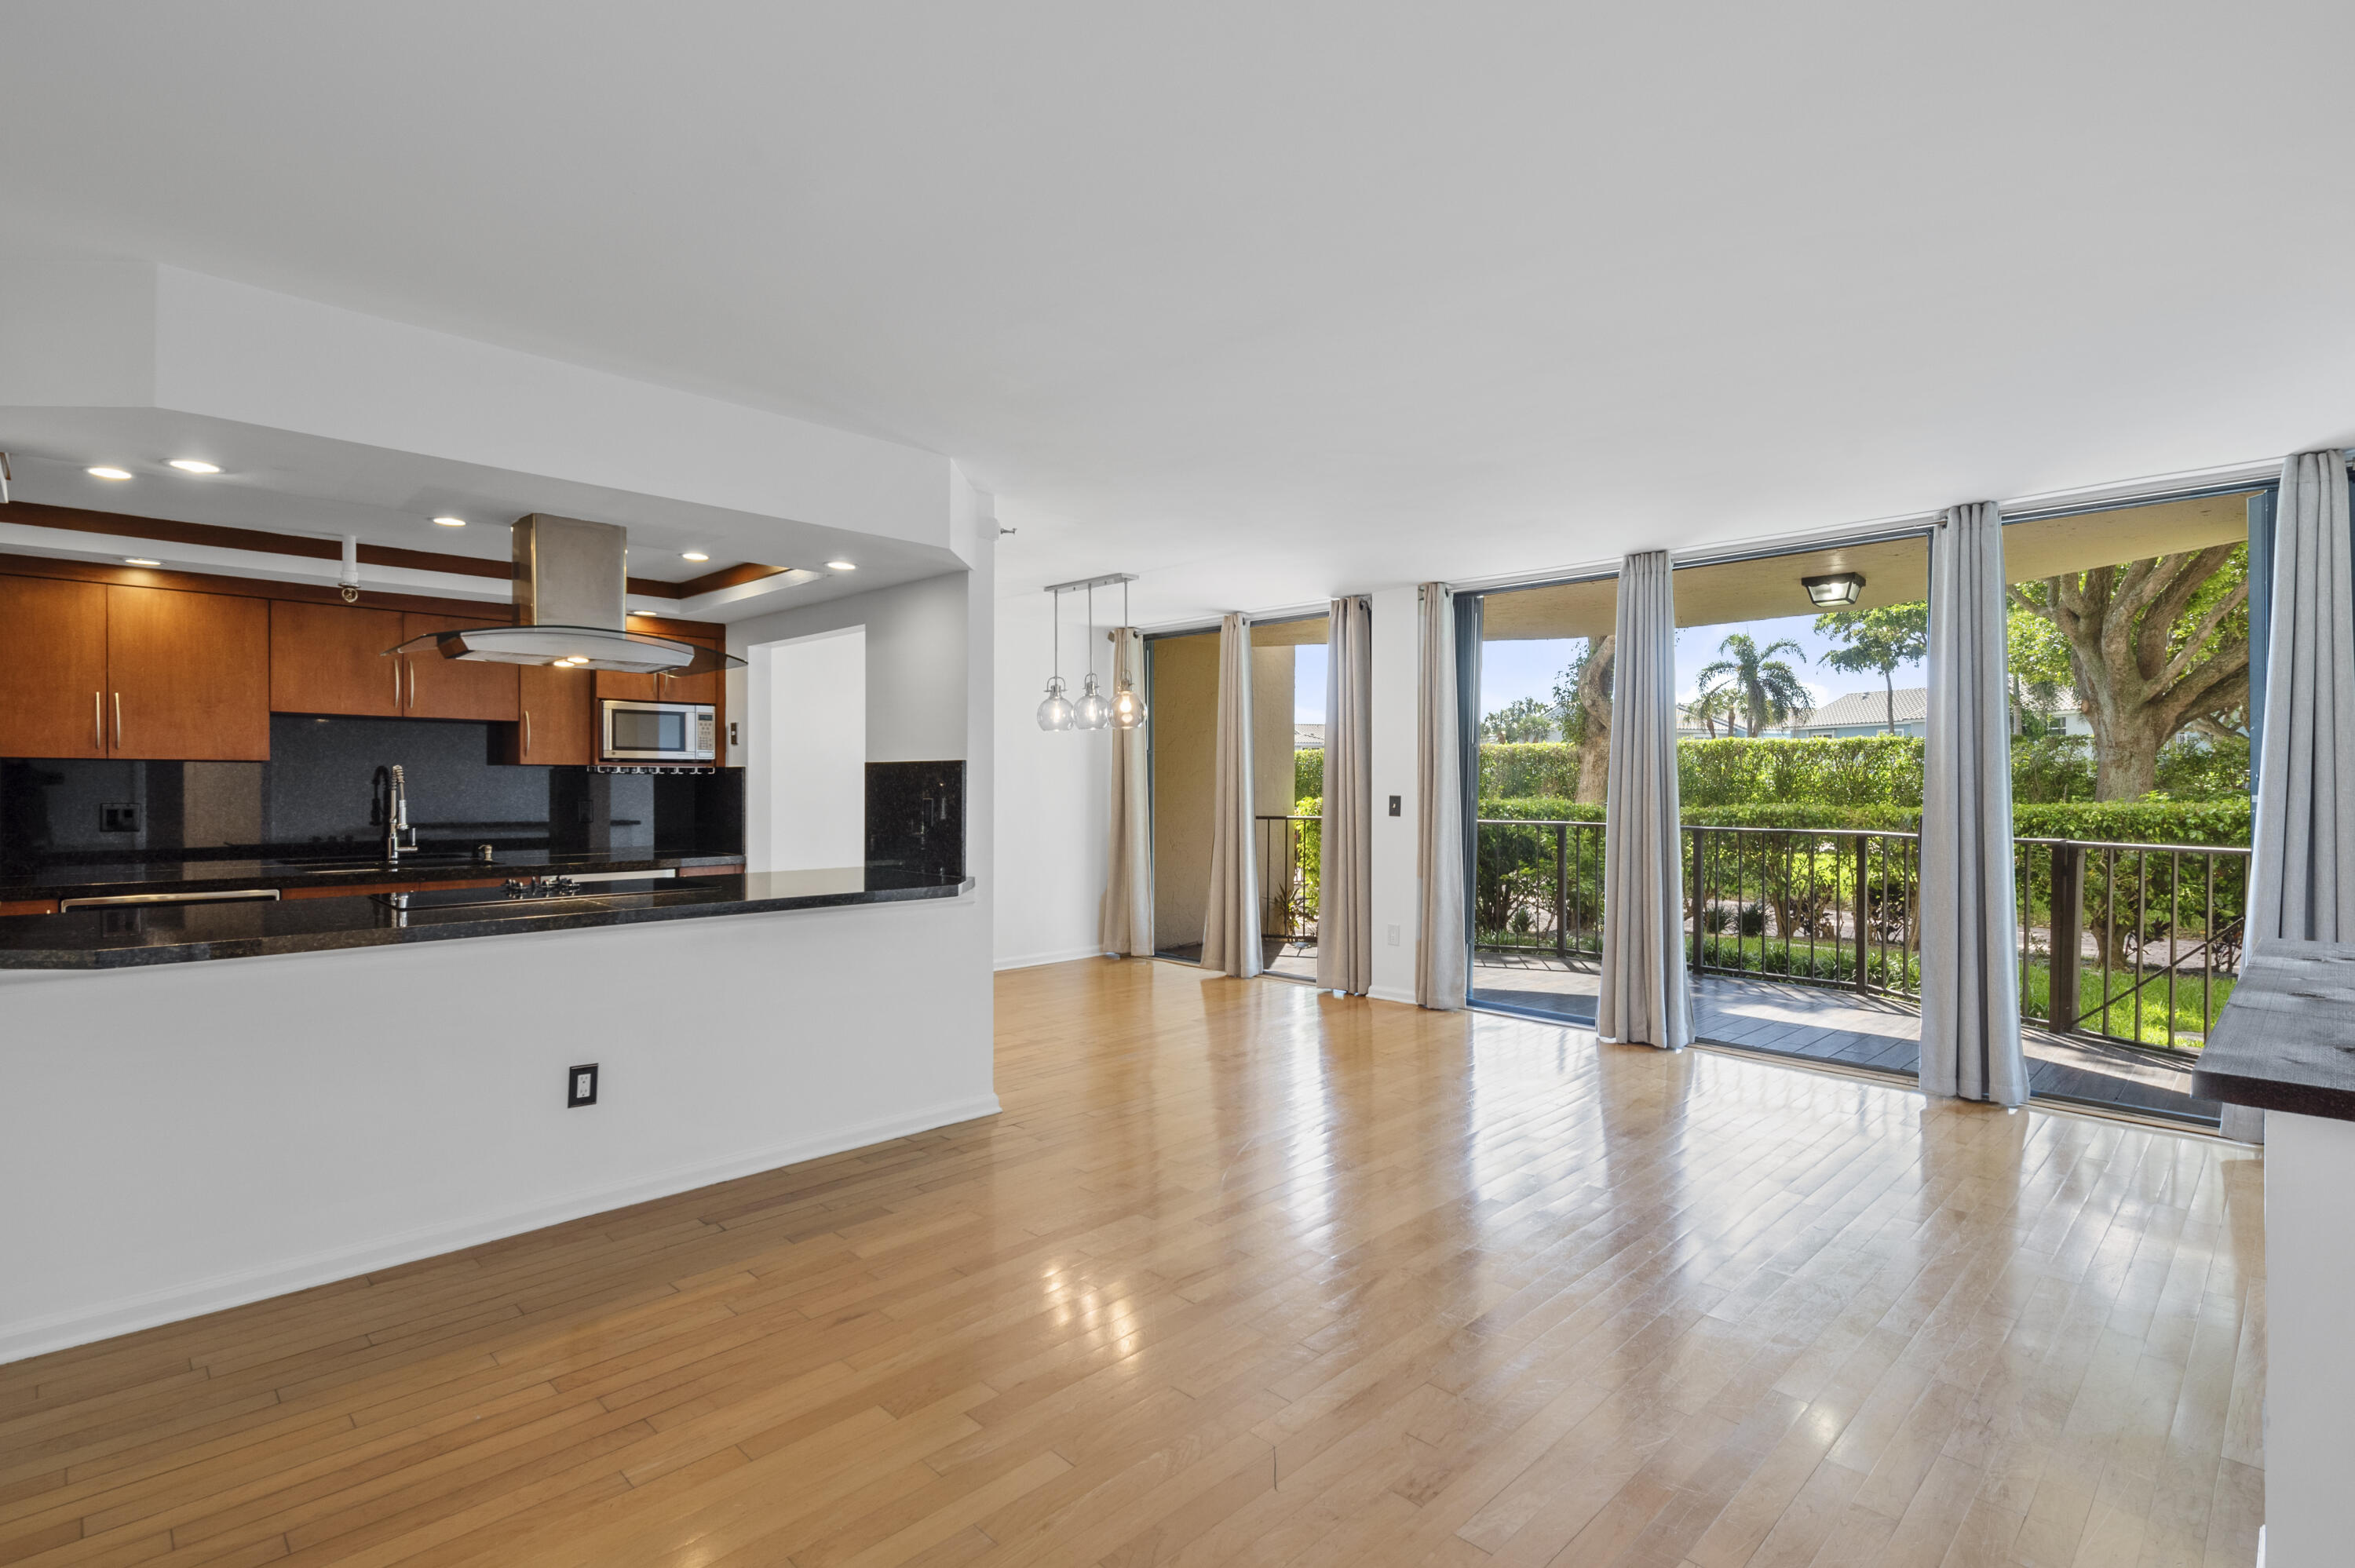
[4,2,2349,625]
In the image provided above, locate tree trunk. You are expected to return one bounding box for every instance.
[1883,668,1895,735]
[2091,714,2167,800]
[1573,636,1615,804]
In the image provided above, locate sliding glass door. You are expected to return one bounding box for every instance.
[1145,613,1328,973]
[1462,574,1616,1023]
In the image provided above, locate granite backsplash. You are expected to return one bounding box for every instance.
[0,714,743,877]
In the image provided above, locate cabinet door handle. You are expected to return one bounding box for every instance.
[112,692,122,750]
[524,709,532,757]
[394,656,401,709]
[94,691,103,751]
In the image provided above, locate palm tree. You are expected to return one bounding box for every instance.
[1686,685,1740,738]
[1694,633,1811,738]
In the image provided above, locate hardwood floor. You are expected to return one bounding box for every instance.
[0,959,2266,1566]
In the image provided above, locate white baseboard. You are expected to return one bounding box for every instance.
[1368,985,1419,1006]
[994,946,1108,972]
[0,1093,1003,1367]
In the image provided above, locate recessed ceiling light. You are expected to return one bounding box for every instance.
[124,557,161,567]
[432,516,467,527]
[681,550,710,562]
[87,466,133,481]
[825,560,857,571]
[167,458,221,474]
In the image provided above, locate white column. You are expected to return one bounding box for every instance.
[1368,585,1422,1003]
[2261,1109,2355,1566]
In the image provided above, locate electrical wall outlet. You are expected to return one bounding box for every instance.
[100,802,140,833]
[728,720,739,747]
[1387,795,1401,817]
[567,1063,599,1108]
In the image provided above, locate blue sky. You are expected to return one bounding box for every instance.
[1287,612,1930,726]
[1477,613,1926,722]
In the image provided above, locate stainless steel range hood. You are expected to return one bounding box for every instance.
[389,514,743,675]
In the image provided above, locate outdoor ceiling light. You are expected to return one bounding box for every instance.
[1802,571,1865,607]
[123,556,161,567]
[825,560,857,571]
[87,466,133,480]
[681,550,710,562]
[167,458,221,474]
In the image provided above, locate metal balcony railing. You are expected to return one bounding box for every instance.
[1471,818,2247,1056]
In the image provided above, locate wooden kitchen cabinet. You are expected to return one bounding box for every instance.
[105,585,270,760]
[400,614,520,721]
[270,602,405,717]
[511,662,597,764]
[0,576,109,758]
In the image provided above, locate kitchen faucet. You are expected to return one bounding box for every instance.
[385,764,417,864]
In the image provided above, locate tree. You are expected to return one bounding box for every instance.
[1550,635,1615,802]
[1481,695,1554,743]
[2010,545,2250,799]
[1686,685,1741,738]
[1694,633,1811,738]
[1813,603,1927,734]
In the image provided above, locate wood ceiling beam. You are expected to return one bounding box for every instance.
[0,499,796,602]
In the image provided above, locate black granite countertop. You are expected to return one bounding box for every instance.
[2190,941,2355,1121]
[0,849,745,903]
[0,869,971,969]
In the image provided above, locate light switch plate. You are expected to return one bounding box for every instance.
[1388,795,1401,817]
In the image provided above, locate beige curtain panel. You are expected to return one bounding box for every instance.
[1597,551,1692,1048]
[1918,501,2028,1107]
[1317,596,1373,994]
[1415,584,1466,1009]
[1200,611,1263,977]
[2249,449,2355,946]
[1097,626,1153,957]
[2236,449,2355,1143]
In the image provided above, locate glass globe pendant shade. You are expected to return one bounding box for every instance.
[1072,671,1111,729]
[1110,678,1147,729]
[1036,674,1075,731]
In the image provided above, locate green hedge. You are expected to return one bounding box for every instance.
[1678,736,1927,808]
[1294,748,1324,803]
[1472,796,2251,844]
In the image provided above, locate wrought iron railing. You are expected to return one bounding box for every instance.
[2013,837,2247,1053]
[1471,817,2247,1055]
[1474,817,1608,959]
[1255,814,1320,950]
[1685,825,1922,998]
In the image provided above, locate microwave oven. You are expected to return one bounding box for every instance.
[601,699,716,764]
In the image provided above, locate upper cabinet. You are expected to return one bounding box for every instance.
[509,662,596,765]
[400,614,520,721]
[0,577,110,758]
[271,603,404,717]
[105,587,271,760]
[268,605,518,722]
[0,580,268,762]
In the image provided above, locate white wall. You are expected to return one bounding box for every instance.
[0,504,998,1366]
[0,899,995,1362]
[728,571,969,766]
[1368,585,1422,1003]
[991,589,1109,970]
[747,625,867,873]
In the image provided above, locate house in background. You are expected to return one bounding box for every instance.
[1782,686,2093,740]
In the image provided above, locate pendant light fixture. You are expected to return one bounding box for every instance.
[1072,581,1111,729]
[1111,575,1148,729]
[1040,571,1141,734]
[1036,585,1075,731]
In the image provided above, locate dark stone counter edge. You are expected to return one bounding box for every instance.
[0,853,747,903]
[0,877,977,970]
[2188,1066,2355,1124]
